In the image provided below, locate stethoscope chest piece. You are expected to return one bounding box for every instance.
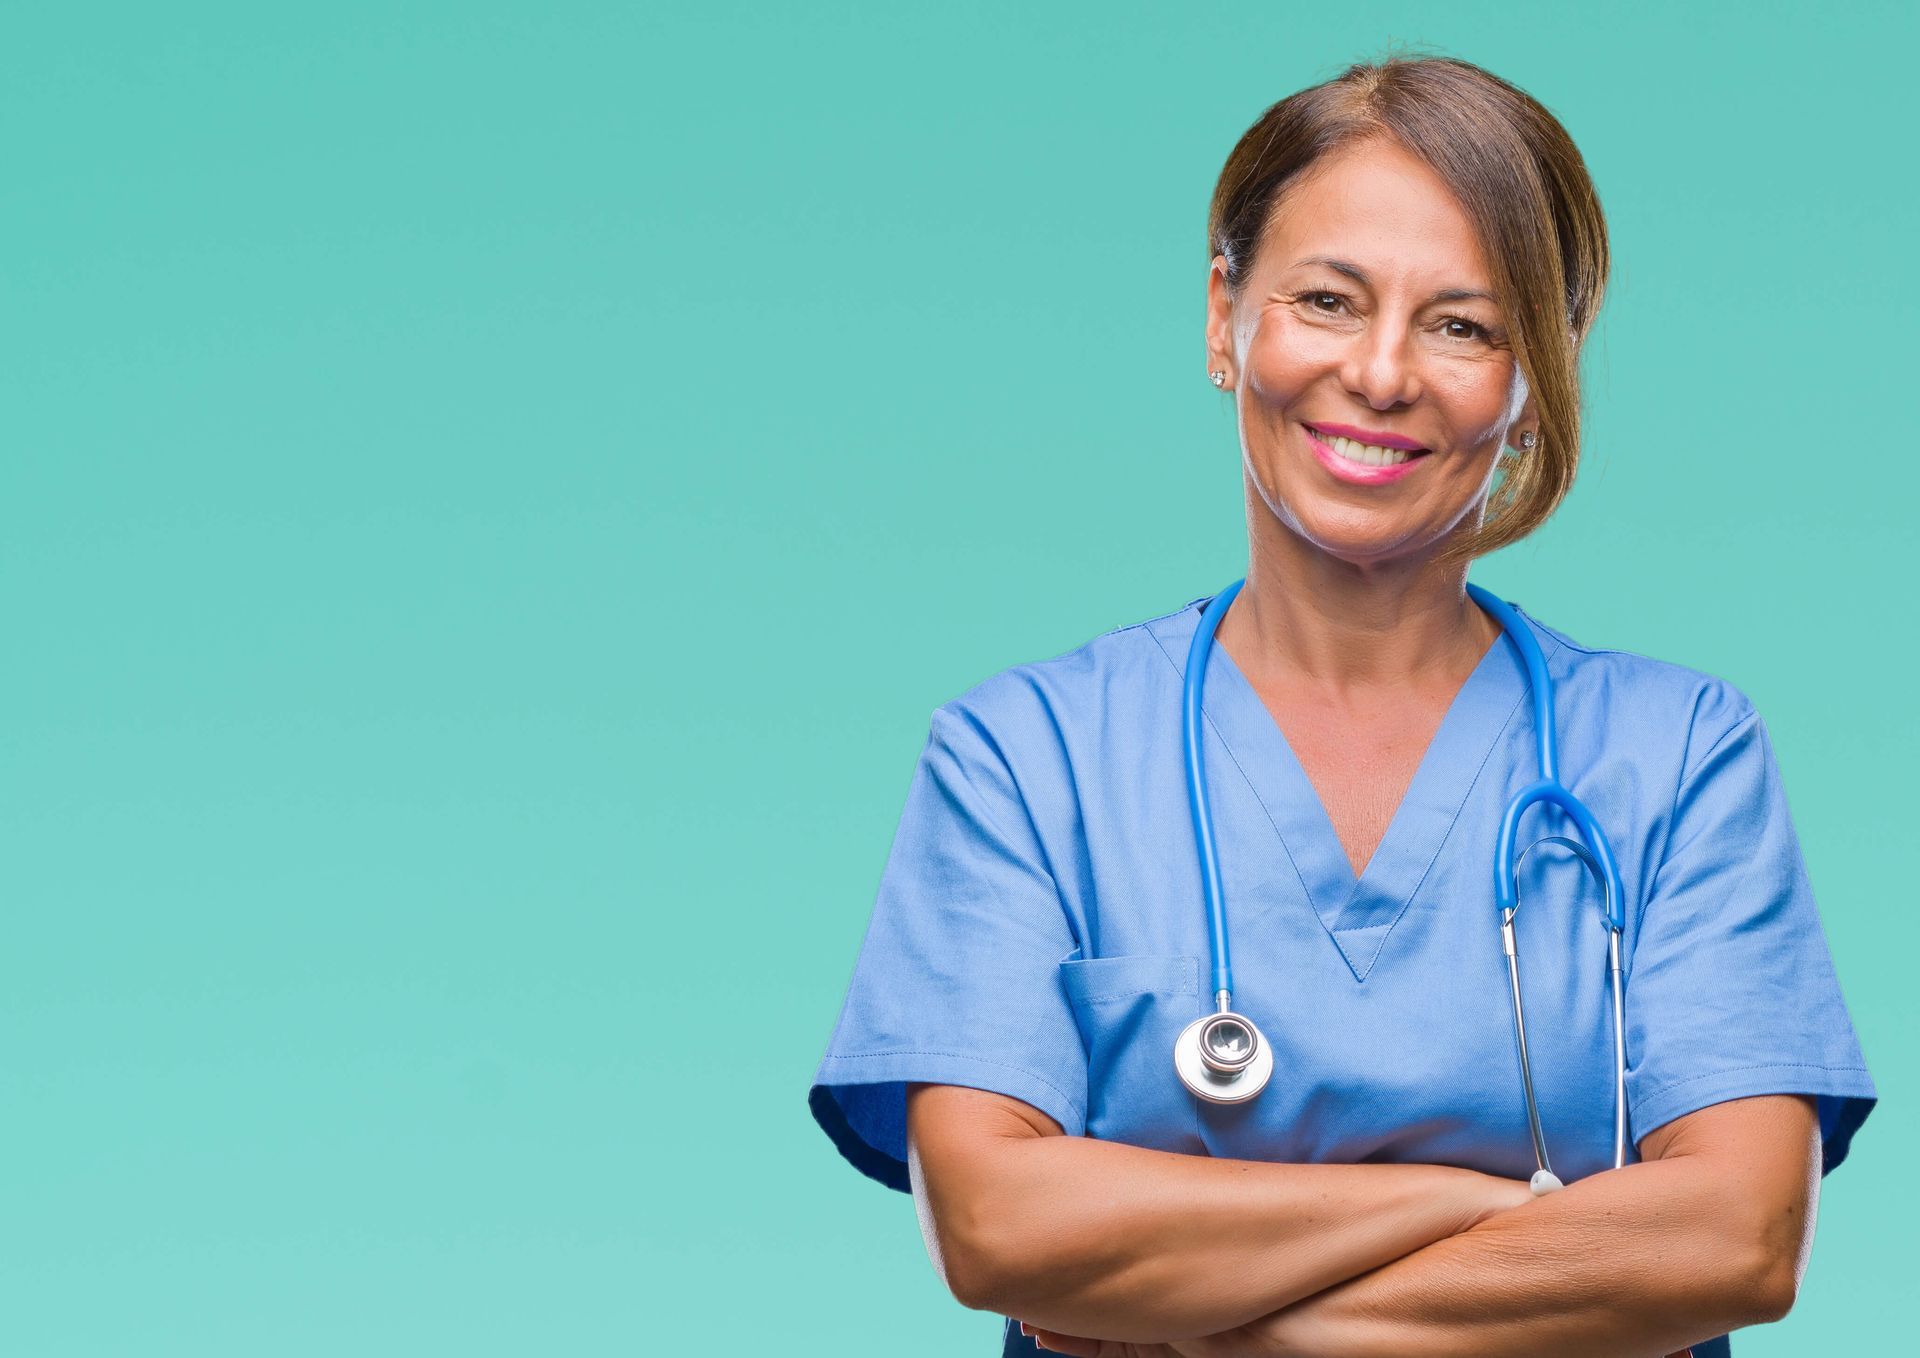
[1174,1008,1273,1104]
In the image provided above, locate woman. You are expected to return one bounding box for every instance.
[807,55,1876,1357]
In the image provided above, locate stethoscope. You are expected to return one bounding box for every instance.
[1175,577,1629,1194]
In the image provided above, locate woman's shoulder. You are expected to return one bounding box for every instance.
[924,593,1202,752]
[1513,601,1760,760]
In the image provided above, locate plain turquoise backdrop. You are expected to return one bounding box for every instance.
[1,1,1909,1352]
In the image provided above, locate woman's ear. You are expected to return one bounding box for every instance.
[1508,389,1540,453]
[1205,255,1236,390]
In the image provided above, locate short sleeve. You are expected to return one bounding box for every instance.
[1625,696,1877,1176]
[806,704,1089,1193]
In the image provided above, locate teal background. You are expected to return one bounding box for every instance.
[1,1,1908,1352]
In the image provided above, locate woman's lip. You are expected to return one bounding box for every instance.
[1303,423,1429,485]
[1306,421,1428,451]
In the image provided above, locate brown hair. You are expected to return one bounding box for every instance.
[1207,51,1610,563]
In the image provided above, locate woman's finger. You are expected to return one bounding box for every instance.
[1025,1328,1103,1356]
[1024,1328,1183,1358]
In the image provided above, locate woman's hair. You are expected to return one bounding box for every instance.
[1207,52,1610,563]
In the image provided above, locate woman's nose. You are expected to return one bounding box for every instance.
[1338,321,1422,411]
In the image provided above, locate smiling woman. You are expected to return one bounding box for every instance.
[806,51,1875,1358]
[1206,57,1606,569]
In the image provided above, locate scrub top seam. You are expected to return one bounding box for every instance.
[932,703,1081,949]
[1342,620,1559,977]
[1638,707,1764,948]
[1679,708,1761,789]
[1636,1059,1871,1103]
[1067,595,1214,653]
[1351,664,1537,976]
[816,1049,1088,1123]
[1513,628,1716,679]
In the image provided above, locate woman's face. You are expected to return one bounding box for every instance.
[1206,134,1536,570]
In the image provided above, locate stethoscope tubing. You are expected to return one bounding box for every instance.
[1470,583,1630,1174]
[1183,577,1245,1008]
[1468,584,1628,933]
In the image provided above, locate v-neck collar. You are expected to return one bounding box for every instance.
[1148,588,1543,982]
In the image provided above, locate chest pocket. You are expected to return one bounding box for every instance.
[1057,951,1206,1153]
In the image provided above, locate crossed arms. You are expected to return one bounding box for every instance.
[904,1083,1821,1357]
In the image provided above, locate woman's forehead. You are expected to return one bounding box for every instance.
[1258,142,1495,293]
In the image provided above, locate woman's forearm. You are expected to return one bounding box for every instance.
[947,1137,1503,1340]
[909,1087,1525,1343]
[1237,1152,1785,1358]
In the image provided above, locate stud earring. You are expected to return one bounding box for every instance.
[1209,370,1227,388]
[1519,430,1537,450]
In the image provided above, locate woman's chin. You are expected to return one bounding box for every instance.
[1288,509,1440,568]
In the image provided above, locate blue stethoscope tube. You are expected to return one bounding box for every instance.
[1181,579,1244,1009]
[1179,577,1630,1189]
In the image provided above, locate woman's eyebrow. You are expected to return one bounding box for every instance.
[1288,255,1498,305]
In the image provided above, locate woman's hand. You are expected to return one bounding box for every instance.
[1016,1327,1171,1357]
[1018,1319,1289,1357]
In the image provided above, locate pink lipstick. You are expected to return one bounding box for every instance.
[1308,421,1428,451]
[1303,422,1431,486]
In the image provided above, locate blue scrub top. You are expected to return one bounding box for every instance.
[808,587,1877,1353]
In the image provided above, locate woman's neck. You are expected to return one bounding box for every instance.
[1219,507,1500,698]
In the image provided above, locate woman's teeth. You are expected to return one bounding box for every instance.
[1320,431,1421,466]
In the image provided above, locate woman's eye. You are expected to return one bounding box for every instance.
[1295,291,1348,316]
[1293,294,1493,341]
